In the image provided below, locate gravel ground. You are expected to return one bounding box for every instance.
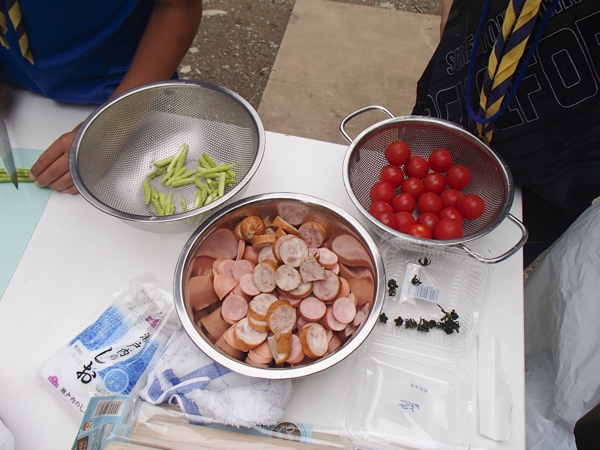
[179,0,442,110]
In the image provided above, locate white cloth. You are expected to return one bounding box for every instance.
[524,200,600,449]
[139,327,293,427]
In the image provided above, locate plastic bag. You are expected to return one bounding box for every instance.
[38,273,178,418]
[524,200,600,449]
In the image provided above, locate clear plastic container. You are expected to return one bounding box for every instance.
[375,238,489,354]
[342,341,473,449]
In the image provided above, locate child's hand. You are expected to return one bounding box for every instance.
[28,124,82,194]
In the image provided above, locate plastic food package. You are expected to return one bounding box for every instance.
[38,273,178,418]
[524,200,600,450]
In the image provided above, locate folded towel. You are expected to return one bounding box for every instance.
[139,327,293,427]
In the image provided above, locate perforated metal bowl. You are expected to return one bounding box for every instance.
[69,80,265,234]
[341,106,527,263]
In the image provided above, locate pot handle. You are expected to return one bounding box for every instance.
[458,214,529,264]
[340,105,395,143]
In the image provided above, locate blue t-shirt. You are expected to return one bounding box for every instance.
[0,0,154,105]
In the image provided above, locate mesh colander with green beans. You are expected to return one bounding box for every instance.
[69,80,265,234]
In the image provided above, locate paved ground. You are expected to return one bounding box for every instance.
[179,0,442,110]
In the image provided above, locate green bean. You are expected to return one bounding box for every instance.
[143,179,151,205]
[153,156,174,167]
[175,169,198,181]
[147,166,167,179]
[194,189,206,209]
[165,166,187,186]
[0,177,33,183]
[217,172,226,198]
[170,177,197,187]
[166,144,186,178]
[181,195,188,212]
[158,192,167,211]
[195,164,237,178]
[197,156,212,170]
[176,144,188,171]
[152,197,164,216]
[202,152,217,168]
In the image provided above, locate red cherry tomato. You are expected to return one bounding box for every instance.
[370,181,396,204]
[368,200,393,217]
[423,172,446,195]
[433,218,463,240]
[417,212,440,231]
[376,211,398,229]
[440,188,463,208]
[394,212,416,233]
[417,192,443,215]
[445,165,472,190]
[404,156,429,179]
[428,148,453,173]
[385,141,411,166]
[401,177,425,199]
[457,193,485,220]
[379,165,404,187]
[439,206,463,226]
[405,223,433,239]
[391,193,416,213]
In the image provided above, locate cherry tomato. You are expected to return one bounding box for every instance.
[445,165,472,190]
[417,192,443,215]
[404,156,429,179]
[379,165,404,187]
[433,218,463,240]
[370,181,396,204]
[417,212,440,232]
[457,193,485,220]
[423,172,446,195]
[385,141,411,166]
[391,193,416,213]
[376,211,398,229]
[401,177,425,199]
[405,223,433,239]
[440,188,463,208]
[394,211,416,233]
[368,200,393,217]
[439,206,463,226]
[428,148,453,173]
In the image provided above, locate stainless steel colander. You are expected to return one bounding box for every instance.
[69,80,265,234]
[341,106,527,263]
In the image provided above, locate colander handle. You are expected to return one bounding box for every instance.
[458,214,529,264]
[340,106,395,143]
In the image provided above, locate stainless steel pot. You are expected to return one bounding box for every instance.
[174,193,386,379]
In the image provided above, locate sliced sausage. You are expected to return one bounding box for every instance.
[223,325,244,351]
[248,315,270,333]
[298,221,326,248]
[221,294,249,325]
[232,259,255,282]
[298,296,327,322]
[191,255,216,277]
[338,277,350,298]
[299,257,326,283]
[279,236,309,267]
[217,259,235,277]
[332,296,356,324]
[277,203,310,226]
[317,247,338,270]
[248,347,274,365]
[275,264,302,291]
[273,234,297,261]
[258,245,278,264]
[347,278,375,306]
[248,293,278,321]
[266,300,296,334]
[338,263,374,284]
[330,233,373,268]
[200,307,231,341]
[353,304,370,327]
[187,273,220,311]
[253,262,277,293]
[278,288,303,307]
[196,228,239,260]
[251,234,277,252]
[286,334,305,364]
[233,317,268,351]
[312,270,341,302]
[304,213,333,238]
[213,272,239,300]
[320,306,347,331]
[268,331,293,364]
[298,323,328,359]
[216,334,246,360]
[286,281,313,299]
[239,272,261,297]
[327,332,343,354]
[238,216,266,241]
[236,239,245,262]
[271,215,300,235]
[242,245,260,265]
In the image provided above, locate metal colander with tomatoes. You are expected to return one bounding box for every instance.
[340,108,526,260]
